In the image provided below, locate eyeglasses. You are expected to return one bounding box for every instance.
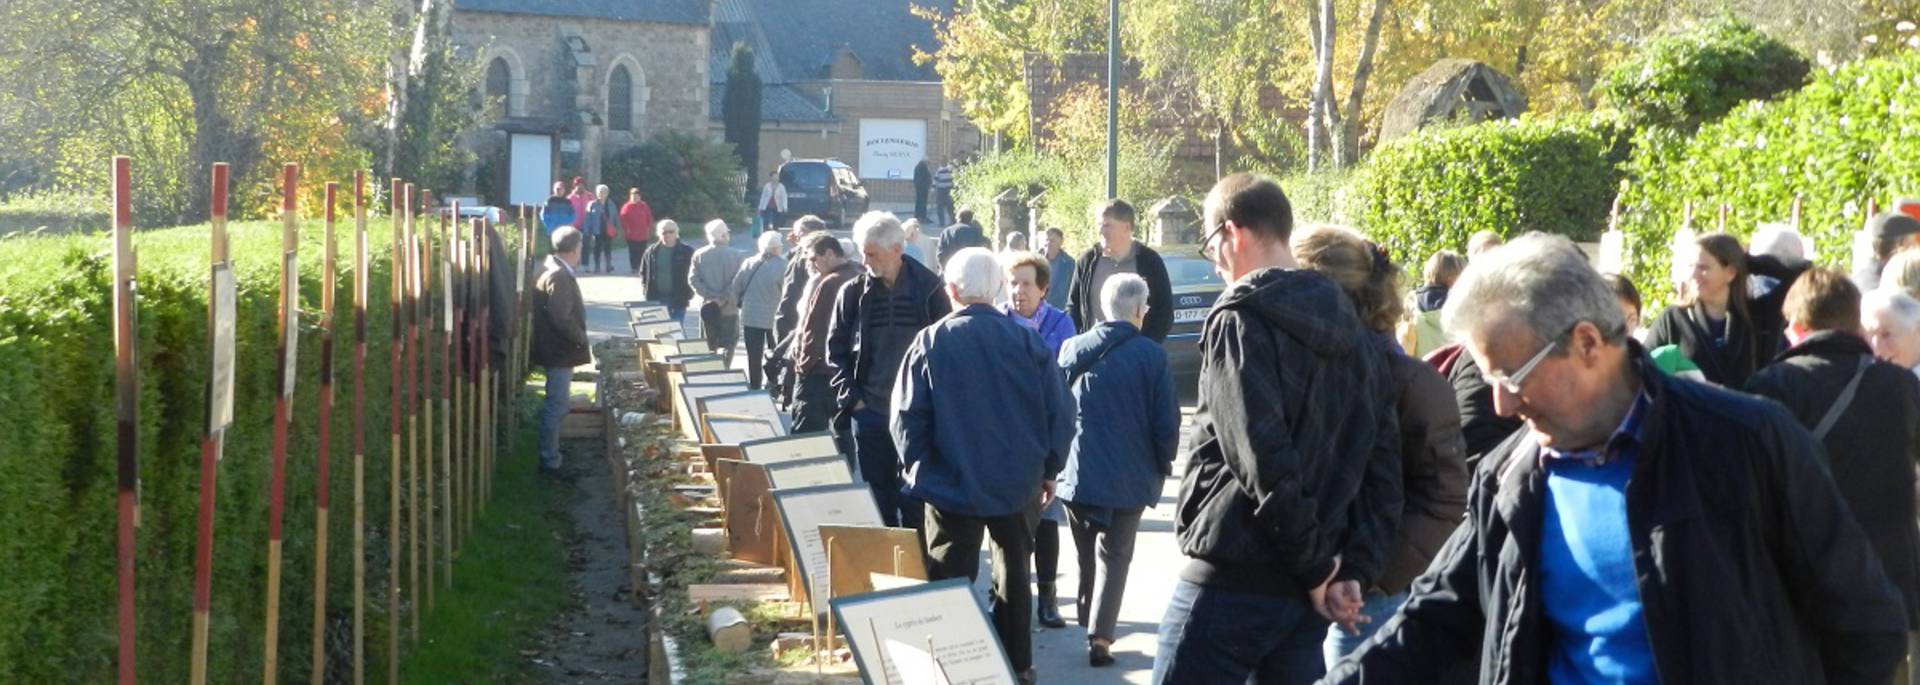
[1485,337,1560,395]
[1197,221,1228,261]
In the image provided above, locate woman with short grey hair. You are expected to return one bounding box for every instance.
[1864,287,1920,376]
[732,231,789,389]
[1054,272,1180,667]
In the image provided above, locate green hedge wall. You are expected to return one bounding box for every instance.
[0,216,419,682]
[1619,51,1920,303]
[1592,16,1810,133]
[1354,116,1624,270]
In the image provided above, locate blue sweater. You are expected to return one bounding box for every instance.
[1055,321,1180,509]
[891,304,1076,517]
[1540,394,1656,684]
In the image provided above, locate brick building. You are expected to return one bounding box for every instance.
[709,0,983,212]
[450,0,712,207]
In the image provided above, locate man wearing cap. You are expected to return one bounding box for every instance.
[1854,210,1920,291]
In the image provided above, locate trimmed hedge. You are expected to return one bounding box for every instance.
[1619,50,1920,304]
[0,192,110,237]
[1593,16,1810,133]
[0,216,424,681]
[1354,116,1624,269]
[950,141,1186,254]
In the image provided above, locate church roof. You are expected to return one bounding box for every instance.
[710,0,951,84]
[710,83,838,123]
[453,0,709,26]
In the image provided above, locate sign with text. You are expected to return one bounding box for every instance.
[772,484,885,613]
[858,119,927,181]
[740,432,841,466]
[831,578,1017,685]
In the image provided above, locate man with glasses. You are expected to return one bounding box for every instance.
[786,232,863,434]
[1067,200,1175,342]
[1154,173,1402,684]
[1324,234,1908,684]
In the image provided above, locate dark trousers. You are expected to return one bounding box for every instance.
[760,209,781,236]
[594,233,614,271]
[790,371,837,434]
[1153,580,1330,684]
[699,303,739,363]
[924,503,1035,674]
[626,241,645,273]
[914,189,929,221]
[853,405,922,530]
[742,326,774,390]
[1066,505,1144,641]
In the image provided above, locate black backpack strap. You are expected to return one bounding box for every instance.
[1812,355,1873,441]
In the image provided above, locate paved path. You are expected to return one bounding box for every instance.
[575,245,1191,684]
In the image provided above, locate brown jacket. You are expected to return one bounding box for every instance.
[790,261,861,375]
[1377,351,1469,594]
[531,255,590,368]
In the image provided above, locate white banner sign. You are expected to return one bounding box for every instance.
[858,119,927,181]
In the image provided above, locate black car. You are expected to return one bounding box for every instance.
[777,159,870,229]
[1161,250,1225,403]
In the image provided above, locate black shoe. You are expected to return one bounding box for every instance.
[1088,641,1114,668]
[1036,583,1067,629]
[1018,668,1038,685]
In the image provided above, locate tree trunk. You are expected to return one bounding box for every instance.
[1335,0,1388,168]
[1305,0,1337,173]
[383,0,423,184]
[183,47,255,225]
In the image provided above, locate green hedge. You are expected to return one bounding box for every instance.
[603,131,749,230]
[0,216,429,682]
[950,141,1186,254]
[1354,116,1624,269]
[1593,16,1810,133]
[0,192,110,237]
[1619,50,1920,304]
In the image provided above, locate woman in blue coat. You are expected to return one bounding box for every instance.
[1004,252,1078,630]
[1055,273,1181,667]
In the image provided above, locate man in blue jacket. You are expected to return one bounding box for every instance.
[827,212,952,529]
[892,247,1076,685]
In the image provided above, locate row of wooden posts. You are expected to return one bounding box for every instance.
[107,156,542,684]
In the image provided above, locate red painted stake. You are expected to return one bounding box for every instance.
[350,171,369,685]
[190,162,231,685]
[111,155,138,685]
[263,162,300,685]
[311,180,338,685]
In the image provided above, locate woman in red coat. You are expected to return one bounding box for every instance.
[621,188,655,274]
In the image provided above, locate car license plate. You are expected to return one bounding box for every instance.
[788,191,808,198]
[1175,308,1208,324]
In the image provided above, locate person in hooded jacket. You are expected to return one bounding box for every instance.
[1645,232,1778,387]
[1747,268,1920,683]
[1056,273,1181,667]
[1153,174,1401,685]
[1290,225,1468,669]
[541,181,574,235]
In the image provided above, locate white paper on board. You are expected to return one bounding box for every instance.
[209,264,238,436]
[281,250,300,398]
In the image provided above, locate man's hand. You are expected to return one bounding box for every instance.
[1323,580,1371,635]
[1308,555,1343,621]
[1040,480,1057,508]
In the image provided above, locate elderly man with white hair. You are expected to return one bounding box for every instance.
[892,247,1075,685]
[1866,288,1920,378]
[690,219,747,361]
[827,211,952,529]
[1323,233,1907,685]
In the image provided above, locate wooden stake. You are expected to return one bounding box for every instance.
[1683,201,1696,231]
[190,162,231,685]
[263,162,301,685]
[435,206,452,589]
[1718,203,1730,234]
[404,184,421,646]
[443,208,460,561]
[387,178,404,685]
[421,201,438,606]
[453,226,468,543]
[480,220,494,507]
[1792,194,1805,231]
[350,171,368,685]
[311,180,338,685]
[111,155,139,685]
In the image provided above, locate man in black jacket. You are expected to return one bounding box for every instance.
[1325,235,1908,685]
[912,159,932,222]
[1154,174,1400,684]
[935,208,989,269]
[637,220,695,323]
[767,215,829,406]
[1066,200,1173,342]
[1747,267,1920,675]
[827,211,953,529]
[531,227,589,475]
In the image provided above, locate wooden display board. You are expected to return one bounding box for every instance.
[819,524,927,601]
[772,484,885,614]
[830,579,1018,685]
[696,391,789,438]
[764,456,853,490]
[739,433,841,465]
[676,382,750,441]
[714,459,780,565]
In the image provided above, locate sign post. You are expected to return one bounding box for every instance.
[387,178,405,685]
[263,162,301,685]
[420,197,438,602]
[404,183,421,645]
[190,162,234,685]
[311,180,339,685]
[111,155,140,685]
[350,171,369,685]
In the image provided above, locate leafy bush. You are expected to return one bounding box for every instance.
[0,191,109,237]
[1279,170,1362,226]
[1619,50,1920,305]
[0,216,433,681]
[1354,116,1623,269]
[1593,16,1810,133]
[603,132,749,229]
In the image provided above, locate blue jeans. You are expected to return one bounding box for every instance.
[1153,579,1330,685]
[852,405,922,530]
[1322,591,1407,668]
[538,366,573,470]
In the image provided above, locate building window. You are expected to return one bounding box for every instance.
[609,65,633,132]
[485,57,510,119]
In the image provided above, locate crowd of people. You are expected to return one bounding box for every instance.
[527,167,1920,685]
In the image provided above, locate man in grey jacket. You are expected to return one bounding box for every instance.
[690,219,746,363]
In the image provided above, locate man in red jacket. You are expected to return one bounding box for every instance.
[620,188,654,274]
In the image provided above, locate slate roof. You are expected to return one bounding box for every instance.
[453,0,709,26]
[710,0,951,83]
[710,83,837,123]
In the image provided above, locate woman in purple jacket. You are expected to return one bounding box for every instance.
[1003,252,1077,631]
